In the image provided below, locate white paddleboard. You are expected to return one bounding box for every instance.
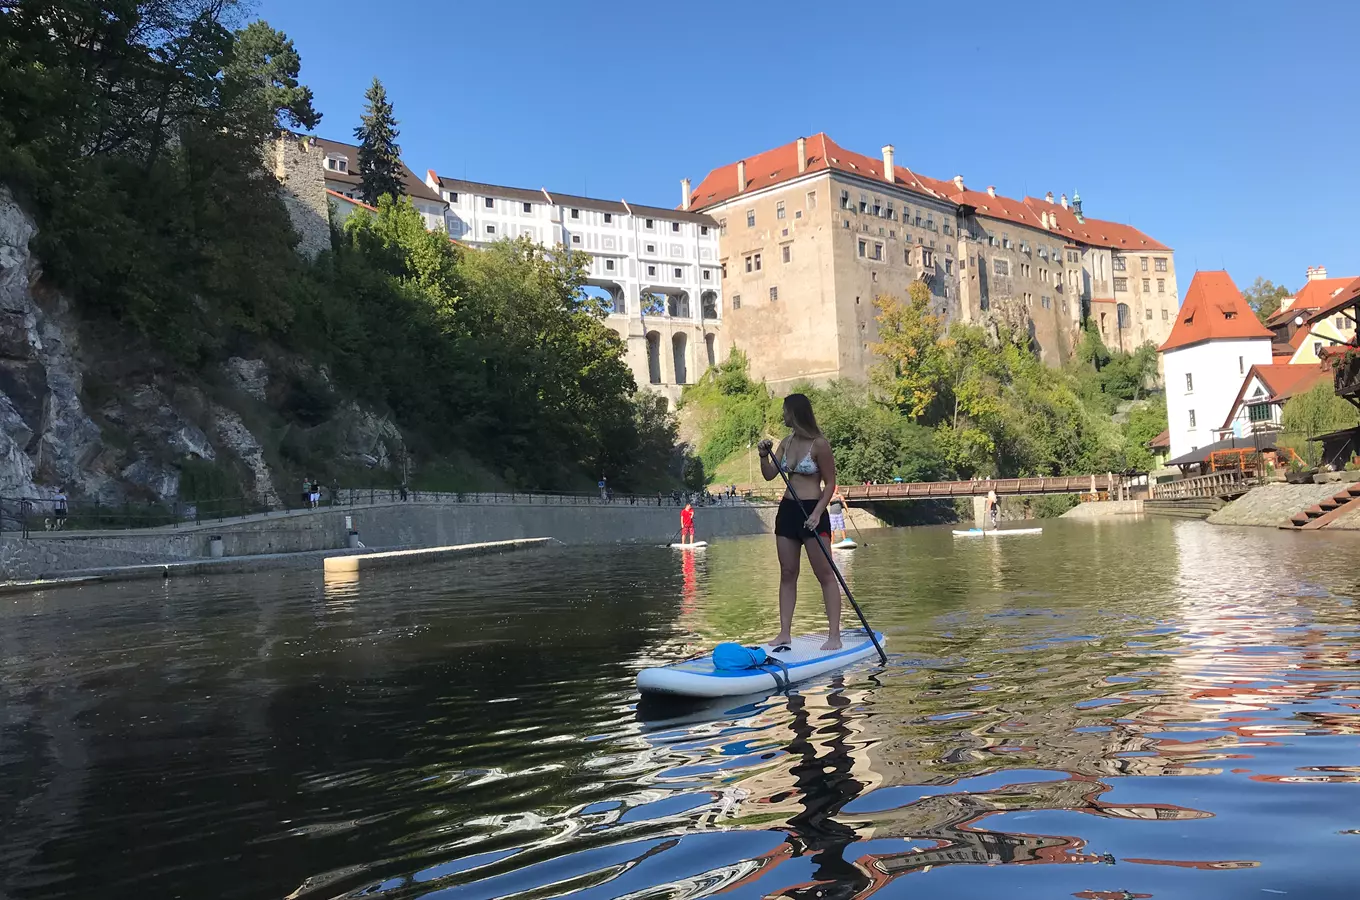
[952,527,1043,536]
[832,538,857,550]
[669,541,708,550]
[636,630,886,698]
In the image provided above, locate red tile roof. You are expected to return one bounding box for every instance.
[687,133,1170,251]
[688,133,943,209]
[1159,271,1273,352]
[1148,429,1170,450]
[326,188,377,212]
[947,187,1040,229]
[1267,276,1354,326]
[1022,196,1171,251]
[1303,275,1360,327]
[1219,362,1330,428]
[1251,363,1329,403]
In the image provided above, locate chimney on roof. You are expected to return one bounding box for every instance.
[736,160,746,194]
[953,174,965,193]
[881,145,895,183]
[1045,191,1054,203]
[681,178,691,211]
[986,185,996,198]
[797,137,807,174]
[1308,265,1328,281]
[1060,193,1069,209]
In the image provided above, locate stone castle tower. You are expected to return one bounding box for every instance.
[269,134,331,259]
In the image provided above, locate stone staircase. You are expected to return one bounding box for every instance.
[1286,482,1360,530]
[1144,498,1227,520]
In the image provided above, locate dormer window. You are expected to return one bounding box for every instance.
[325,154,348,173]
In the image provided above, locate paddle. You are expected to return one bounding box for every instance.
[767,448,888,666]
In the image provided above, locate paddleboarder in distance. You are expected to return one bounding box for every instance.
[679,502,695,545]
[758,393,842,652]
[829,490,847,544]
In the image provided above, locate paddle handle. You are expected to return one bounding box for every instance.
[768,451,887,666]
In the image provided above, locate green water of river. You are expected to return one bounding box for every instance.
[2,518,1359,899]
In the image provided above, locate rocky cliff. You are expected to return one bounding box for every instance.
[0,185,406,511]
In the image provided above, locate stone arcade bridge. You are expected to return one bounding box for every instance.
[840,474,1120,502]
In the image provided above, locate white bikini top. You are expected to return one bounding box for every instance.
[781,443,820,476]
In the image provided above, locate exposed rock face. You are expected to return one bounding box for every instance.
[223,357,269,401]
[0,184,402,514]
[0,186,105,500]
[337,401,404,469]
[210,404,282,509]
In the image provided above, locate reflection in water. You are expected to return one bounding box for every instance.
[2,520,1360,899]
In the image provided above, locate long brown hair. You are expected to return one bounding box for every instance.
[783,393,823,440]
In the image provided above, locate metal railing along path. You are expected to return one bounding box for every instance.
[0,489,768,536]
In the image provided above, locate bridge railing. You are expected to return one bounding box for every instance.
[1149,471,1253,501]
[841,475,1115,501]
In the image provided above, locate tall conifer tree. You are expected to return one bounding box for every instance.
[355,78,404,204]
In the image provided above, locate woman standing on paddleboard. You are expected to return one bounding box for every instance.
[757,394,842,651]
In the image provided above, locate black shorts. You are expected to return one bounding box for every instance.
[775,496,830,541]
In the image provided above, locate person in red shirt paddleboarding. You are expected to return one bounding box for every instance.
[679,503,695,544]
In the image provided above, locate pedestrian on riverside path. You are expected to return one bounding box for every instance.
[680,502,696,545]
[330,479,340,507]
[758,392,842,652]
[301,478,311,508]
[53,488,68,530]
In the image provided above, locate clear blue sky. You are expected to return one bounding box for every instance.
[256,0,1360,295]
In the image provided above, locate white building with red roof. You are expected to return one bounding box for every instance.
[1159,271,1274,460]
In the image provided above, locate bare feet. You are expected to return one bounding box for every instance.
[820,636,843,651]
[768,634,791,650]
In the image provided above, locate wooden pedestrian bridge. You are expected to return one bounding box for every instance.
[840,474,1120,502]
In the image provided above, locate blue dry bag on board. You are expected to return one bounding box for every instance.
[713,642,768,670]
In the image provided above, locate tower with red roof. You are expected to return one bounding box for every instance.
[1159,272,1274,461]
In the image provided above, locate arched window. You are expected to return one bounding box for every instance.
[1117,302,1131,329]
[646,332,662,384]
[701,291,718,320]
[672,332,688,385]
[705,333,716,367]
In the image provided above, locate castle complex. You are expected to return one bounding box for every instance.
[276,131,1177,401]
[687,134,1176,388]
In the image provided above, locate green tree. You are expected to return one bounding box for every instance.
[1281,382,1360,440]
[354,77,404,205]
[871,282,945,420]
[1242,276,1291,325]
[222,20,321,132]
[1123,396,1168,471]
[802,380,947,484]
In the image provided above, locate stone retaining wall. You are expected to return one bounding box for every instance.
[0,501,885,580]
[1061,500,1143,519]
